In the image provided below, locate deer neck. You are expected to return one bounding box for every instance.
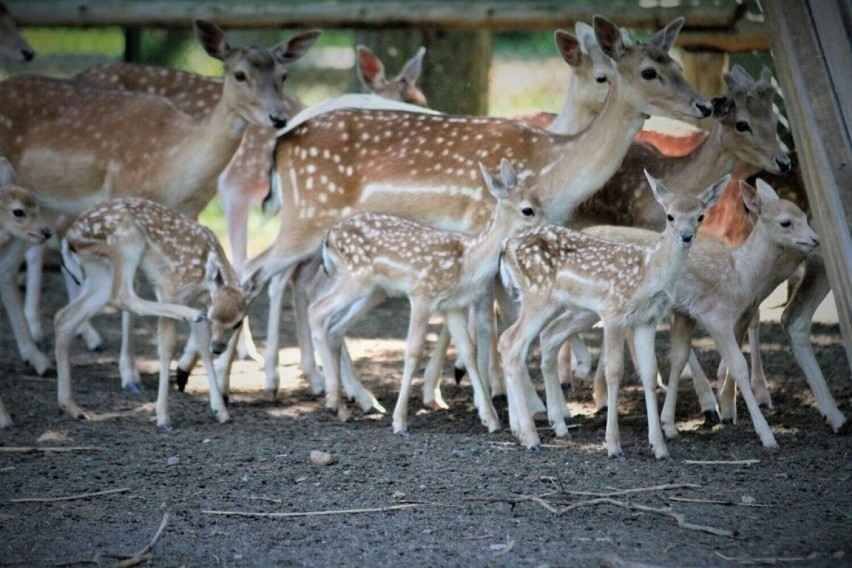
[548,75,600,135]
[539,76,647,224]
[459,209,516,289]
[658,123,739,194]
[644,231,690,295]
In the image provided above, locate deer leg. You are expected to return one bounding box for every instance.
[660,313,695,439]
[192,319,230,424]
[711,323,777,448]
[393,299,431,436]
[632,323,669,459]
[540,313,583,437]
[0,395,10,429]
[23,243,44,342]
[154,316,178,430]
[422,322,451,410]
[592,348,607,412]
[445,309,500,433]
[54,261,112,421]
[686,349,721,425]
[263,266,294,399]
[175,324,200,393]
[746,314,773,409]
[472,284,497,398]
[0,240,50,375]
[602,321,626,459]
[498,303,560,451]
[61,264,103,351]
[118,311,143,393]
[782,256,846,432]
[292,255,326,395]
[214,324,242,406]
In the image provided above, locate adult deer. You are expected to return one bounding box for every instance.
[498,172,726,456]
[56,198,262,429]
[248,16,712,405]
[309,159,544,433]
[0,20,318,391]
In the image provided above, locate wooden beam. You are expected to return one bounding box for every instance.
[763,0,852,365]
[4,0,769,51]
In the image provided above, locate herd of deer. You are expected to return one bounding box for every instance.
[0,4,845,458]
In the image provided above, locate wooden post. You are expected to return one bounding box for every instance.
[681,49,727,130]
[763,0,852,367]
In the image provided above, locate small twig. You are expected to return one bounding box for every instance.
[601,553,666,568]
[248,496,283,504]
[0,446,105,453]
[113,512,170,568]
[559,498,732,537]
[561,483,701,498]
[714,551,809,564]
[670,497,772,508]
[202,503,425,518]
[461,534,494,541]
[491,534,515,557]
[11,487,129,503]
[683,459,760,465]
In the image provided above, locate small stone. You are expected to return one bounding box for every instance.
[167,456,180,466]
[741,495,756,504]
[310,450,333,466]
[393,490,407,500]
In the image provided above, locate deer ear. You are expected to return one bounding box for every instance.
[739,180,762,215]
[479,161,508,200]
[0,157,18,186]
[755,178,780,204]
[574,22,596,55]
[649,16,684,52]
[205,252,225,290]
[645,169,672,205]
[194,20,231,61]
[500,158,518,189]
[397,46,425,85]
[357,45,387,92]
[700,174,730,210]
[555,30,583,67]
[241,268,264,305]
[593,15,626,61]
[730,64,755,87]
[273,29,322,65]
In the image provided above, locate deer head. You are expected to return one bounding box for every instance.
[0,158,51,244]
[204,254,263,354]
[0,1,34,63]
[740,178,819,253]
[195,19,320,129]
[713,65,791,174]
[594,15,712,121]
[644,169,728,249]
[357,45,427,106]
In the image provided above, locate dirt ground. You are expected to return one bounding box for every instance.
[0,262,850,567]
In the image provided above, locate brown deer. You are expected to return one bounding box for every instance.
[55,198,262,429]
[246,16,712,405]
[498,172,727,456]
[309,159,544,432]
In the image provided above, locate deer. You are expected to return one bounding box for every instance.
[0,159,52,428]
[244,16,712,411]
[308,159,545,433]
[499,172,727,456]
[55,197,262,429]
[573,179,825,449]
[0,19,319,394]
[71,44,428,383]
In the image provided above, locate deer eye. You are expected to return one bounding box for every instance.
[780,219,792,228]
[521,207,535,217]
[234,71,247,82]
[13,208,25,218]
[666,214,674,222]
[735,121,751,133]
[595,75,607,83]
[697,214,705,222]
[641,68,657,80]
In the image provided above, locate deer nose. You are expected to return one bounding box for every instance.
[22,48,35,62]
[696,101,712,118]
[680,232,694,245]
[41,228,52,239]
[270,115,288,129]
[776,156,791,173]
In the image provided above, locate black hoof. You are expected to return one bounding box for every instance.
[595,406,608,416]
[40,368,57,379]
[610,452,625,461]
[222,394,230,407]
[759,403,770,410]
[492,393,508,404]
[703,410,721,425]
[175,368,190,392]
[124,382,143,395]
[158,423,174,432]
[396,430,410,438]
[327,407,339,417]
[833,420,849,436]
[454,366,467,385]
[721,418,734,425]
[564,414,577,427]
[529,444,541,453]
[363,406,385,416]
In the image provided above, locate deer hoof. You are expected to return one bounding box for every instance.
[263,389,277,402]
[175,368,190,392]
[721,417,734,425]
[832,420,849,435]
[158,422,174,432]
[123,382,144,395]
[221,394,230,407]
[703,410,721,425]
[491,393,508,404]
[528,443,541,453]
[454,366,466,384]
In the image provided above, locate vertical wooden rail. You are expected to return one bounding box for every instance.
[763,0,852,368]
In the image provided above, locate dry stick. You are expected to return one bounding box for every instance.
[248,496,283,504]
[683,459,760,465]
[10,487,129,503]
[714,551,808,564]
[670,497,773,507]
[561,483,701,498]
[202,503,424,518]
[559,498,733,537]
[114,512,170,568]
[0,446,105,453]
